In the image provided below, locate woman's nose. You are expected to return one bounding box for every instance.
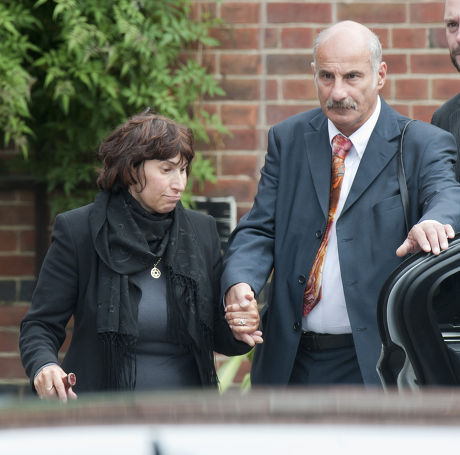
[171,170,187,191]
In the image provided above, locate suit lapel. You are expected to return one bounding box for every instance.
[304,115,331,219]
[341,100,403,216]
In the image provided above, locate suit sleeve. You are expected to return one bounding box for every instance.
[221,126,281,297]
[19,213,78,382]
[200,215,251,356]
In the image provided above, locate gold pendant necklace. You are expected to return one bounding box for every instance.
[150,257,162,279]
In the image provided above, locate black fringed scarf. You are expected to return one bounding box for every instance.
[89,190,218,390]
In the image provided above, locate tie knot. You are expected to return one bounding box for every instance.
[332,134,352,159]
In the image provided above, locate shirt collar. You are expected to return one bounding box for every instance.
[328,96,381,159]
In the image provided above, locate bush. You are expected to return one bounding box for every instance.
[0,0,224,213]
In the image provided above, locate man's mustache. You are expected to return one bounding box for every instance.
[326,98,358,110]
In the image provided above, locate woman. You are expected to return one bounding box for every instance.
[19,111,260,401]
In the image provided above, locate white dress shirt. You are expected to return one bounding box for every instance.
[303,97,382,334]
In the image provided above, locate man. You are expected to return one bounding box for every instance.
[431,0,460,181]
[223,21,460,386]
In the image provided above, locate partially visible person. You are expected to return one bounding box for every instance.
[431,0,460,324]
[222,21,460,387]
[20,110,259,402]
[431,0,460,181]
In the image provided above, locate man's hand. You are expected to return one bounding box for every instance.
[396,220,455,257]
[225,282,263,347]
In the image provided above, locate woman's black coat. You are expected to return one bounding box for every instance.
[19,202,250,392]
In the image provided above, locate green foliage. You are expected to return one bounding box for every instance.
[0,0,224,213]
[218,349,254,393]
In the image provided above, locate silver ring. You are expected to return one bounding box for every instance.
[47,385,54,392]
[238,319,246,326]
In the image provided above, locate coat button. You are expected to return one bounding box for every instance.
[298,275,306,284]
[315,230,322,239]
[293,321,301,331]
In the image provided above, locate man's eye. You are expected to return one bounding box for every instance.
[447,21,459,31]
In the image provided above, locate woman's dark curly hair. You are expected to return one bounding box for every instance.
[96,110,194,192]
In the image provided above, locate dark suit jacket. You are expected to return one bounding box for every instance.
[222,98,460,385]
[20,202,249,392]
[431,92,460,181]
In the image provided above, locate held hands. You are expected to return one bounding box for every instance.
[34,364,78,403]
[396,220,455,257]
[225,282,263,347]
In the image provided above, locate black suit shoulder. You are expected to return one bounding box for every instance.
[432,92,460,128]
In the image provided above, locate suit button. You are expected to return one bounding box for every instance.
[293,321,301,331]
[298,275,306,284]
[315,230,322,239]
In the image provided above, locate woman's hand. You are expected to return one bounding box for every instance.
[225,283,263,346]
[34,365,78,403]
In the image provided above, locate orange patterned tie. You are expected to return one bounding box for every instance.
[303,134,352,317]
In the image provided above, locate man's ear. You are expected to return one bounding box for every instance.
[377,61,387,89]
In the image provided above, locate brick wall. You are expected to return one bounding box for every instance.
[0,0,457,393]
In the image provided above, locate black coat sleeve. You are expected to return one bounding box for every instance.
[19,213,78,382]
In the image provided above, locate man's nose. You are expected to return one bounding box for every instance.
[330,78,347,100]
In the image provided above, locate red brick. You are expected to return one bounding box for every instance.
[413,105,439,123]
[282,79,317,100]
[429,27,448,48]
[197,178,258,203]
[267,104,313,125]
[267,3,332,24]
[390,104,410,117]
[0,191,18,202]
[411,54,455,73]
[265,80,278,100]
[236,205,251,221]
[222,129,259,151]
[409,2,444,23]
[217,79,260,101]
[0,205,34,226]
[0,304,29,325]
[338,3,406,23]
[265,28,278,48]
[191,2,217,21]
[19,230,35,252]
[210,27,259,50]
[374,28,390,49]
[393,28,427,49]
[267,54,312,75]
[221,105,258,127]
[281,28,314,49]
[221,54,261,75]
[18,191,35,203]
[380,82,392,100]
[221,154,259,177]
[0,230,17,252]
[201,103,218,117]
[433,79,460,100]
[0,255,35,276]
[201,53,216,74]
[221,3,260,24]
[61,329,73,352]
[395,79,429,100]
[0,356,27,379]
[0,330,19,353]
[384,54,408,74]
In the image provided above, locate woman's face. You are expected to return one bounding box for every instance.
[129,155,187,213]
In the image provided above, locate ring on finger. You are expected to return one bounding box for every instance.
[238,318,246,326]
[47,385,54,392]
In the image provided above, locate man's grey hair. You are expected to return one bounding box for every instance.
[312,24,383,85]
